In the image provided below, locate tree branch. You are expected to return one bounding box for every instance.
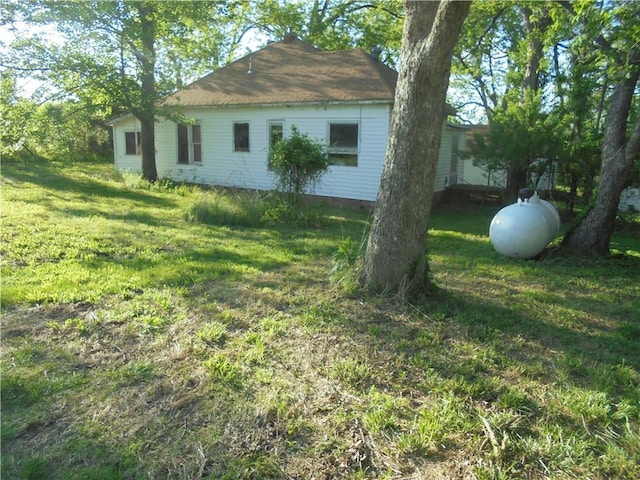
[0,63,51,72]
[558,0,618,64]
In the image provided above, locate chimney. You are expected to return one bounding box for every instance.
[283,30,297,43]
[370,46,383,62]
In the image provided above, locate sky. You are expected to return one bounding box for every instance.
[0,22,64,98]
[0,22,268,99]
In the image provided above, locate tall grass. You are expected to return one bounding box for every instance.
[184,190,270,227]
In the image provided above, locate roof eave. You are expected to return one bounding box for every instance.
[106,112,135,126]
[160,99,394,109]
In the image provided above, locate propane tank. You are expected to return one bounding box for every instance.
[489,188,560,259]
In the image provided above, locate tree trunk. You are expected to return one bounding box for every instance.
[139,115,157,181]
[521,6,549,93]
[359,0,470,298]
[563,70,640,255]
[505,165,529,204]
[136,2,158,182]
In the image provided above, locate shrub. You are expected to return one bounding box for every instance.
[270,126,329,201]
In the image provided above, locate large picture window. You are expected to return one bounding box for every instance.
[234,122,250,152]
[125,131,141,155]
[177,123,202,164]
[328,123,358,166]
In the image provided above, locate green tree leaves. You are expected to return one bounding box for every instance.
[250,0,404,67]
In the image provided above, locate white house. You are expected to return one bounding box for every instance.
[619,187,640,212]
[108,34,463,204]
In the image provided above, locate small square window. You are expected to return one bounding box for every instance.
[328,123,358,166]
[234,122,250,152]
[330,124,358,149]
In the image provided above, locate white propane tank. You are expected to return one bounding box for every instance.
[489,189,560,259]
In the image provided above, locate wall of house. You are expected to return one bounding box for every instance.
[433,126,467,194]
[112,104,459,202]
[460,158,556,191]
[619,187,640,212]
[151,103,392,202]
[111,116,142,173]
[461,159,508,188]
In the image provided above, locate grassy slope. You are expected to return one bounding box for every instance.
[1,159,639,480]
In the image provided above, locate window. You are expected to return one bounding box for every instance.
[125,131,141,155]
[192,124,202,162]
[234,122,250,151]
[268,122,283,170]
[328,123,358,166]
[177,123,202,164]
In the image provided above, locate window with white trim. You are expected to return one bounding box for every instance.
[125,131,141,155]
[328,123,358,166]
[177,123,202,164]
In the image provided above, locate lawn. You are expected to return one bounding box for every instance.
[1,158,639,479]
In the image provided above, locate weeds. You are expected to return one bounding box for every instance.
[184,190,267,227]
[330,357,373,390]
[399,393,466,455]
[197,321,228,346]
[184,189,326,228]
[203,354,241,386]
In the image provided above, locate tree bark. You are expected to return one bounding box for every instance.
[136,2,158,182]
[563,70,640,255]
[359,0,470,298]
[505,165,529,204]
[520,6,550,94]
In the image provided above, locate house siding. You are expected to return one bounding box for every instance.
[151,103,391,202]
[111,103,460,203]
[434,128,453,193]
[619,187,640,212]
[112,116,142,173]
[461,159,508,188]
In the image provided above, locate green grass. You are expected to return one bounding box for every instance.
[1,158,639,479]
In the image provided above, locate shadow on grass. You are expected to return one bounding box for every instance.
[56,206,175,229]
[2,158,178,209]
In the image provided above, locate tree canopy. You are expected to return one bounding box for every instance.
[241,0,404,65]
[1,0,246,176]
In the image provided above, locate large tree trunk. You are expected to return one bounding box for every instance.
[521,6,550,93]
[505,164,530,204]
[563,70,640,255]
[139,114,157,181]
[359,0,470,298]
[136,2,158,182]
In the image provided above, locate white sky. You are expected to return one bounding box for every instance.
[0,22,64,98]
[0,22,268,99]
